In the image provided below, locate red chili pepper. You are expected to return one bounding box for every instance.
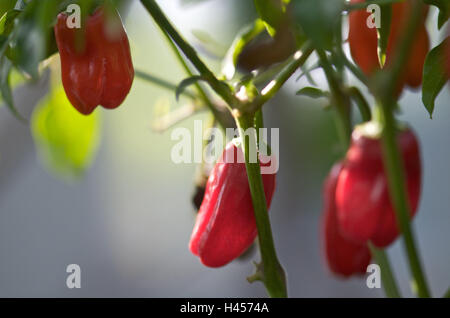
[322,163,371,277]
[335,126,421,248]
[54,7,134,115]
[348,0,429,93]
[189,142,276,267]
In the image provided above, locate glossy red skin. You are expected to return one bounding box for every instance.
[322,163,371,277]
[54,8,134,115]
[348,0,429,92]
[335,129,421,248]
[189,142,276,268]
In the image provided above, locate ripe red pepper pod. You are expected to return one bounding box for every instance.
[54,7,134,115]
[322,163,371,277]
[335,124,422,248]
[189,141,276,268]
[348,0,429,94]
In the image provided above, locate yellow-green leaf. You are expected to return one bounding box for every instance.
[31,85,101,180]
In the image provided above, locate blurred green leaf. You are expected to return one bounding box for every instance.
[176,75,208,101]
[7,0,58,79]
[0,9,20,36]
[377,4,392,67]
[0,57,25,120]
[296,87,330,99]
[423,0,449,29]
[221,19,265,79]
[0,0,15,16]
[293,0,344,50]
[253,0,289,36]
[31,85,101,179]
[421,37,449,118]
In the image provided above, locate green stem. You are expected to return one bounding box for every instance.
[342,55,369,86]
[369,242,401,298]
[373,0,430,298]
[377,103,430,298]
[140,0,234,130]
[135,70,197,99]
[347,86,371,122]
[252,43,313,111]
[236,114,287,298]
[140,0,236,108]
[316,49,351,149]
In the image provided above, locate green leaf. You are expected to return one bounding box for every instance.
[0,0,15,17]
[296,61,320,84]
[0,56,25,121]
[423,0,449,29]
[221,19,265,79]
[421,37,449,118]
[377,4,392,67]
[175,75,208,101]
[7,1,57,79]
[253,0,289,36]
[293,0,345,50]
[296,86,330,99]
[31,85,101,179]
[0,9,20,36]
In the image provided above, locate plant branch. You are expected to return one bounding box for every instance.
[140,0,235,130]
[236,113,287,298]
[374,0,430,298]
[152,102,205,133]
[250,43,313,112]
[316,49,351,149]
[378,102,430,298]
[369,242,401,298]
[347,86,371,122]
[140,0,237,108]
[135,70,197,99]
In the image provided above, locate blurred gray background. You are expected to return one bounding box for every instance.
[0,0,448,297]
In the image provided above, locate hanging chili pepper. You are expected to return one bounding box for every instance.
[189,142,276,267]
[335,125,422,248]
[348,0,429,94]
[322,163,371,277]
[54,7,134,115]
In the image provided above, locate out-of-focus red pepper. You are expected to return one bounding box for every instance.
[348,0,429,94]
[189,142,276,268]
[335,126,422,248]
[322,163,371,277]
[54,7,134,115]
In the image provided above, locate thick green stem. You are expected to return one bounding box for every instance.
[236,114,287,298]
[140,0,235,130]
[369,242,401,298]
[140,0,236,108]
[373,0,430,298]
[378,103,430,298]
